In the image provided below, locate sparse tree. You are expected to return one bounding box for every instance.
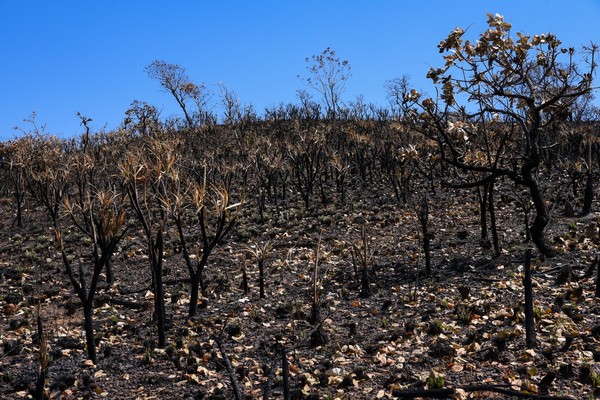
[218,82,243,125]
[123,100,161,136]
[301,47,351,120]
[3,139,28,227]
[146,60,210,128]
[385,74,412,119]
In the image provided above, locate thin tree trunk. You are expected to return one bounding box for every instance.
[418,197,432,277]
[83,303,97,363]
[360,263,371,298]
[281,346,291,400]
[189,274,200,317]
[478,184,488,241]
[14,190,24,228]
[105,256,114,285]
[582,171,593,216]
[488,179,500,256]
[34,314,48,400]
[528,180,555,257]
[151,234,166,347]
[523,132,555,257]
[524,249,536,348]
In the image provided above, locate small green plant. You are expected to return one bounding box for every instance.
[428,319,445,335]
[568,220,577,231]
[2,371,14,383]
[427,370,445,389]
[493,330,510,351]
[381,317,389,329]
[455,303,472,325]
[591,370,600,387]
[143,349,154,365]
[534,306,542,321]
[38,235,53,245]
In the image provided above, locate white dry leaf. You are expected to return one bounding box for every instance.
[453,388,468,400]
[231,333,245,342]
[325,367,344,376]
[525,349,536,357]
[304,373,319,386]
[84,359,95,367]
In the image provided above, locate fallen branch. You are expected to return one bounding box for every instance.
[391,385,575,400]
[108,298,147,310]
[213,334,244,400]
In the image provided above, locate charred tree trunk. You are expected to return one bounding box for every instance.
[187,257,208,317]
[189,270,201,317]
[33,313,48,400]
[105,256,114,286]
[83,302,97,363]
[13,185,25,228]
[418,197,432,277]
[281,346,291,400]
[524,249,536,348]
[478,184,488,242]
[359,262,371,298]
[582,170,593,216]
[528,185,555,257]
[488,179,500,257]
[151,231,166,348]
[522,144,555,257]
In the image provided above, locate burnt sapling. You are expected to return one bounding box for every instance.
[172,166,242,317]
[55,189,127,362]
[244,241,273,299]
[350,224,373,298]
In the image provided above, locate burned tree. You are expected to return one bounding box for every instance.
[403,13,597,257]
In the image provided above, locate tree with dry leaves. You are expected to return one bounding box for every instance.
[55,189,127,363]
[121,139,175,347]
[146,60,211,128]
[403,13,597,257]
[170,166,242,317]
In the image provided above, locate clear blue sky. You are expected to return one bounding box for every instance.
[1,1,599,140]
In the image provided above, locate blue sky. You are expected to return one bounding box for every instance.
[1,0,599,140]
